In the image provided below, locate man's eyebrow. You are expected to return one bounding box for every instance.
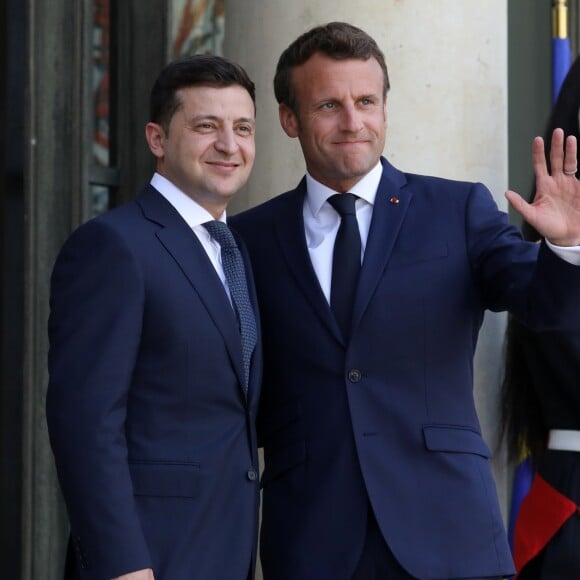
[188,114,255,125]
[188,114,219,123]
[236,117,256,125]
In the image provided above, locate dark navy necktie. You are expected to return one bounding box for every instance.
[328,193,361,339]
[203,220,257,393]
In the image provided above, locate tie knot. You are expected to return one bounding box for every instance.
[203,220,237,249]
[328,193,358,217]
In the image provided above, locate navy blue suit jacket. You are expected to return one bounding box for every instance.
[230,158,580,580]
[47,186,262,580]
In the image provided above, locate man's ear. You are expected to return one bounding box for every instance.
[383,97,388,128]
[145,122,166,159]
[279,104,299,138]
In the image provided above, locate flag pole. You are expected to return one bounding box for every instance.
[552,0,572,102]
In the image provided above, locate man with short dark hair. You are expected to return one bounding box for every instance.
[231,21,580,580]
[47,54,261,580]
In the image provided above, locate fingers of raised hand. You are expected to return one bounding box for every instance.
[564,134,578,176]
[549,128,577,177]
[532,135,548,178]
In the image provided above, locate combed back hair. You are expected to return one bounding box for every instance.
[499,316,547,463]
[150,54,256,133]
[274,21,390,111]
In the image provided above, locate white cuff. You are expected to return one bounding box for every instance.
[546,239,580,265]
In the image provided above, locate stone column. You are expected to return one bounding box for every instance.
[224,0,510,513]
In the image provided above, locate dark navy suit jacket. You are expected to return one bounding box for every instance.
[230,158,580,580]
[47,185,261,580]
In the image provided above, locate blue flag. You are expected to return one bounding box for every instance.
[552,36,572,103]
[507,457,535,550]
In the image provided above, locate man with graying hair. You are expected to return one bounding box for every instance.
[232,21,580,580]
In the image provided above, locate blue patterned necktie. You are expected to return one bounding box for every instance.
[328,193,361,339]
[203,220,257,393]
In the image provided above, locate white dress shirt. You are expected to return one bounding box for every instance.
[302,162,580,304]
[303,162,382,303]
[151,172,231,300]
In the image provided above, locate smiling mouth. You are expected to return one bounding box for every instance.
[207,161,240,168]
[334,140,369,145]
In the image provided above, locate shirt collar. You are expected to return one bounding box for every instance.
[305,160,383,217]
[151,172,226,227]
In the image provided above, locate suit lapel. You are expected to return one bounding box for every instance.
[352,158,412,331]
[274,180,343,342]
[273,165,412,345]
[137,186,247,398]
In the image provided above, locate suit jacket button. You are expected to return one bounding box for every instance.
[348,369,362,383]
[247,468,258,481]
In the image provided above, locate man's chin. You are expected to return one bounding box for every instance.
[214,187,246,202]
[336,153,379,174]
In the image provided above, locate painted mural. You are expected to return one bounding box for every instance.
[92,0,111,215]
[170,0,225,58]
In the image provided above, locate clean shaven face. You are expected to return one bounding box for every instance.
[148,84,256,217]
[279,53,387,193]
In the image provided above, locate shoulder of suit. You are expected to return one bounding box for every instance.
[402,171,478,189]
[231,188,300,224]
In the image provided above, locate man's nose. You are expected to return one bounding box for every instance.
[215,128,239,154]
[340,104,364,132]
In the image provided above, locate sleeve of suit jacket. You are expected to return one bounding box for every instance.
[464,181,580,331]
[46,219,152,578]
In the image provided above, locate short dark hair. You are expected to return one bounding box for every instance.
[274,22,390,111]
[150,54,256,132]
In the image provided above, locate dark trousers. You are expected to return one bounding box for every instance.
[351,508,414,580]
[351,507,503,580]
